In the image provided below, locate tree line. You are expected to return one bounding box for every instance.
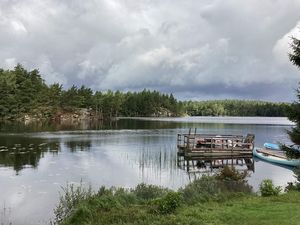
[184,100,289,117]
[0,64,291,120]
[0,64,183,120]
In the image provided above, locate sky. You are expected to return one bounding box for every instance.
[1,0,300,102]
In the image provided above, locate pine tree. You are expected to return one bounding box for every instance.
[289,37,300,69]
[287,33,300,147]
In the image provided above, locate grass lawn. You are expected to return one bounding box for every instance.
[61,191,300,225]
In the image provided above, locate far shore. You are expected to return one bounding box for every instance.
[117,116,294,126]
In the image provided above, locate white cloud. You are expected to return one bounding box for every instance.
[273,21,300,66]
[35,55,67,85]
[11,20,27,34]
[1,0,300,101]
[4,58,17,69]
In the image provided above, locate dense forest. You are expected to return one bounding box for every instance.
[0,65,290,121]
[0,64,182,120]
[184,100,289,117]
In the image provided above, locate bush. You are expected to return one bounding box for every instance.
[66,204,92,225]
[90,194,122,211]
[216,166,253,194]
[259,179,281,197]
[132,183,169,201]
[95,186,138,208]
[180,168,253,205]
[293,166,300,189]
[285,166,300,192]
[52,182,93,225]
[151,192,182,214]
[216,166,248,181]
[281,144,300,159]
[180,175,221,204]
[285,182,299,192]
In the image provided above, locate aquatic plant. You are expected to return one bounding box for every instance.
[0,203,12,225]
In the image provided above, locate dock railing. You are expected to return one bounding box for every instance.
[177,133,255,157]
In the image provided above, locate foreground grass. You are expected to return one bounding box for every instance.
[54,167,300,225]
[59,191,300,225]
[181,192,300,225]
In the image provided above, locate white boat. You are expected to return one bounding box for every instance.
[253,147,300,167]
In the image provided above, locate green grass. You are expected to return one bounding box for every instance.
[54,168,300,225]
[179,192,300,225]
[58,191,300,225]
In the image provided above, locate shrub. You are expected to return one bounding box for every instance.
[95,186,138,207]
[281,144,300,159]
[66,204,92,225]
[180,169,253,205]
[96,185,113,197]
[285,182,299,192]
[293,166,300,190]
[132,183,169,201]
[113,188,138,205]
[259,179,282,197]
[151,192,182,214]
[216,166,253,194]
[91,194,122,211]
[285,166,300,192]
[216,166,248,181]
[180,175,221,204]
[52,182,93,225]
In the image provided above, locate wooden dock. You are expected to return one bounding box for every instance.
[177,128,255,158]
[176,129,255,176]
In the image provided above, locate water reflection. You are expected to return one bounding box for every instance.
[177,155,255,181]
[0,117,296,225]
[0,134,94,174]
[65,141,92,152]
[0,116,293,133]
[0,136,51,174]
[0,120,119,133]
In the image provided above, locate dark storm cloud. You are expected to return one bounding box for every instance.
[1,0,300,101]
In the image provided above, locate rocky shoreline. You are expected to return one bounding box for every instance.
[1,107,176,124]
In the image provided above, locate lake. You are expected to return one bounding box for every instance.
[0,117,296,225]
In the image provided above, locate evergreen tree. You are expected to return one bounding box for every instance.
[288,34,300,144]
[289,36,300,69]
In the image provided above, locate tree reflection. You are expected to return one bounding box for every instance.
[0,136,60,174]
[65,141,92,152]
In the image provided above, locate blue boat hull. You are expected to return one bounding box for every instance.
[253,147,300,167]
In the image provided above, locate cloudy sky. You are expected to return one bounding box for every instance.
[1,0,300,101]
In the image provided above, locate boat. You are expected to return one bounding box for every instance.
[264,142,280,150]
[253,147,300,167]
[264,142,300,152]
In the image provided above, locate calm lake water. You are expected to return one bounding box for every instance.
[0,117,296,225]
